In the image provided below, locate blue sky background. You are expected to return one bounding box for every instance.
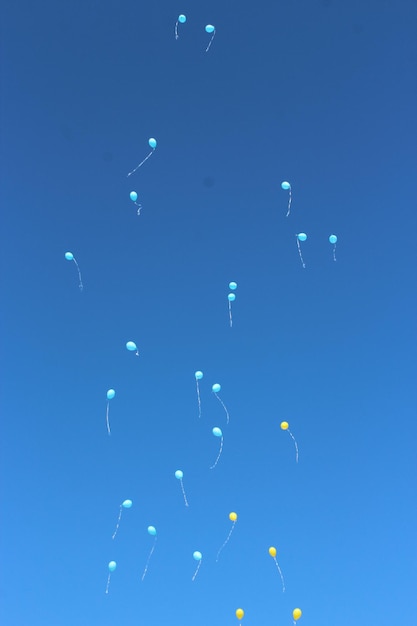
[1,1,416,625]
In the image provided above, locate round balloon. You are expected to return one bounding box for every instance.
[212,383,221,393]
[122,499,133,508]
[229,512,238,522]
[148,138,157,149]
[268,546,277,557]
[229,281,237,290]
[108,561,117,572]
[147,526,157,536]
[228,293,236,302]
[236,608,244,620]
[126,341,137,351]
[65,252,74,261]
[281,181,291,190]
[280,421,289,430]
[107,389,116,400]
[195,371,203,380]
[175,469,183,480]
[297,233,307,242]
[193,551,202,561]
[212,427,223,438]
[178,14,186,23]
[205,24,215,33]
[329,234,338,244]
[130,191,138,202]
[293,608,302,621]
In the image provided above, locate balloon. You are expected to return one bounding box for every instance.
[122,499,132,508]
[142,525,158,580]
[293,608,302,621]
[269,546,286,592]
[205,24,215,33]
[229,281,237,290]
[269,546,277,558]
[193,551,202,561]
[108,561,117,572]
[297,233,307,242]
[65,252,74,261]
[296,234,307,268]
[280,421,289,430]
[212,383,221,393]
[281,182,292,216]
[178,14,186,23]
[147,525,157,536]
[281,181,291,190]
[195,371,203,380]
[228,293,236,302]
[148,137,157,149]
[229,512,238,521]
[130,191,138,201]
[236,608,244,620]
[216,511,238,561]
[195,371,203,418]
[212,427,222,437]
[107,389,115,400]
[175,469,189,506]
[212,384,230,423]
[175,470,183,480]
[112,499,133,539]
[280,421,299,463]
[329,234,337,244]
[127,139,157,177]
[126,341,137,351]
[64,252,83,290]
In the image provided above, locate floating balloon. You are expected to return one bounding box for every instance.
[195,370,203,418]
[129,190,142,215]
[228,293,236,327]
[210,426,224,469]
[296,233,307,268]
[293,608,302,622]
[105,561,117,594]
[281,181,292,217]
[192,550,203,581]
[329,234,338,261]
[112,499,133,540]
[280,421,299,463]
[229,281,237,290]
[64,251,83,291]
[105,389,115,436]
[175,469,189,506]
[175,14,186,39]
[236,608,244,622]
[127,138,157,177]
[126,341,139,356]
[212,383,230,424]
[205,24,216,52]
[216,511,238,561]
[142,525,157,580]
[269,546,286,592]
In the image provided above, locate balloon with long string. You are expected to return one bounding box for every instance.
[228,293,236,327]
[205,24,216,52]
[212,383,230,424]
[129,191,142,216]
[175,14,186,39]
[192,551,203,581]
[268,546,286,592]
[296,233,307,268]
[105,389,115,436]
[280,421,299,463]
[174,469,189,506]
[195,370,203,418]
[127,138,157,177]
[329,234,338,261]
[112,499,133,540]
[126,341,139,357]
[210,427,224,469]
[65,252,83,291]
[141,526,157,580]
[293,608,302,623]
[216,512,238,561]
[105,561,117,594]
[281,181,292,217]
[236,609,245,624]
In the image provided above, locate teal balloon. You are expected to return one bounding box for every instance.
[65,252,74,261]
[229,281,237,290]
[329,234,338,244]
[193,551,202,561]
[175,470,183,479]
[130,191,138,201]
[108,561,117,572]
[107,389,115,400]
[148,525,157,536]
[205,24,215,33]
[281,181,291,190]
[126,341,137,351]
[122,499,133,508]
[212,383,221,393]
[178,14,186,23]
[148,138,157,149]
[228,293,236,302]
[195,371,203,380]
[212,427,222,437]
[297,233,307,242]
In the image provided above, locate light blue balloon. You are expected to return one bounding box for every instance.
[148,138,157,149]
[130,191,138,202]
[212,383,221,393]
[126,341,137,351]
[108,561,117,572]
[281,181,291,190]
[178,14,186,23]
[212,427,222,438]
[195,371,203,380]
[329,234,338,244]
[65,252,74,261]
[122,499,133,508]
[193,551,202,561]
[228,293,236,302]
[175,469,183,480]
[205,24,215,33]
[147,525,157,536]
[297,233,307,242]
[107,389,116,400]
[229,282,237,290]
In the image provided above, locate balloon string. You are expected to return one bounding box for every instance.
[205,32,215,52]
[112,506,122,540]
[210,436,224,469]
[196,380,202,419]
[216,521,236,562]
[105,573,111,594]
[127,149,154,177]
[296,238,305,269]
[215,393,230,425]
[175,21,179,39]
[135,201,142,216]
[180,478,189,507]
[273,557,286,592]
[228,300,233,327]
[286,189,292,217]
[332,244,337,262]
[141,538,157,581]
[288,429,299,463]
[106,401,111,436]
[73,258,83,291]
[192,559,202,581]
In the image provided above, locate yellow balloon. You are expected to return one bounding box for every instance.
[280,421,289,430]
[293,608,302,620]
[268,546,277,557]
[229,511,238,522]
[236,608,244,620]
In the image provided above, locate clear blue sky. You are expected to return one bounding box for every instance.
[1,1,416,625]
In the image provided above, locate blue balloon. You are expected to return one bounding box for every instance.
[281,181,291,190]
[212,427,223,438]
[195,371,203,380]
[130,191,138,202]
[148,138,157,149]
[193,551,202,561]
[108,561,117,572]
[229,281,237,290]
[65,252,74,261]
[205,24,215,33]
[297,233,307,242]
[329,234,338,244]
[147,525,157,536]
[122,499,133,508]
[178,14,186,23]
[212,383,221,393]
[107,389,116,400]
[228,293,236,302]
[175,469,184,480]
[126,341,137,351]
